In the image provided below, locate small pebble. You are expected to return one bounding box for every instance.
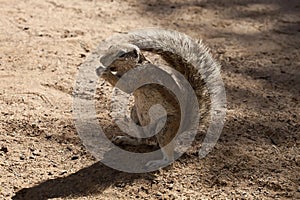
[32,150,41,156]
[60,170,67,175]
[0,147,8,153]
[71,155,79,160]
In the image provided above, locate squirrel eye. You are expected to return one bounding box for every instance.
[119,53,126,58]
[118,50,126,58]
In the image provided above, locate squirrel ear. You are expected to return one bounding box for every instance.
[133,49,139,58]
[138,52,148,63]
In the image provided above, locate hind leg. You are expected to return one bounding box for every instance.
[145,115,179,169]
[112,105,153,146]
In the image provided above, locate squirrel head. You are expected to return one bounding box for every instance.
[98,43,146,78]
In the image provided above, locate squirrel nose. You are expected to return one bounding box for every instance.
[96,66,107,76]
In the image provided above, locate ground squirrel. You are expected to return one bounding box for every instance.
[96,28,222,169]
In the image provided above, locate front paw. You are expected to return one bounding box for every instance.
[112,136,129,145]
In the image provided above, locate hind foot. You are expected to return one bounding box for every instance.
[112,136,142,146]
[145,158,173,170]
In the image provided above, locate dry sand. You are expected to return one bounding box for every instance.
[0,0,299,199]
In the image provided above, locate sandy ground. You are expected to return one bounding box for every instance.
[0,0,299,199]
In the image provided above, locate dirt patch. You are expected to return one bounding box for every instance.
[0,0,299,199]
